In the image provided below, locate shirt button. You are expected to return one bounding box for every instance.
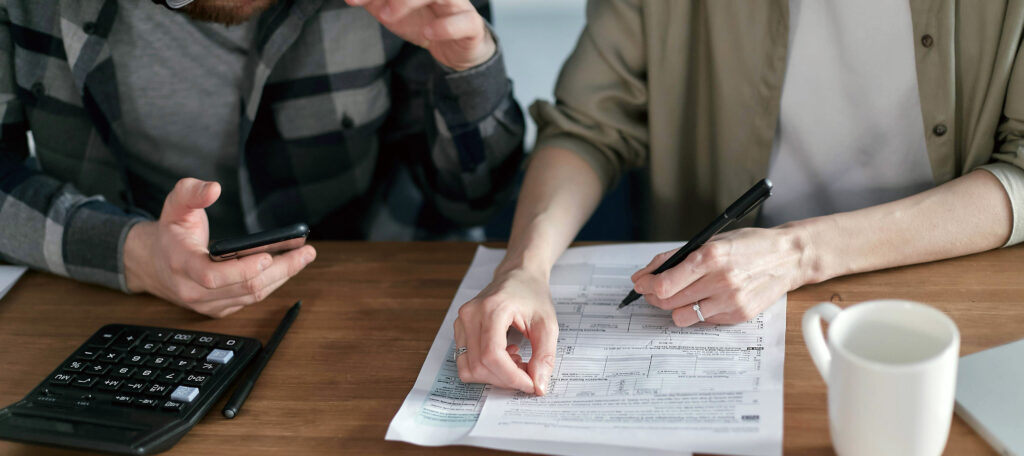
[921,34,934,48]
[31,82,45,97]
[83,22,97,35]
[933,123,948,136]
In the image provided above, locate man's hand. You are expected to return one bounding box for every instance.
[631,227,810,327]
[454,267,558,395]
[124,178,316,318]
[345,0,496,71]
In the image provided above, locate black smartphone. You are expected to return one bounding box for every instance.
[208,223,310,262]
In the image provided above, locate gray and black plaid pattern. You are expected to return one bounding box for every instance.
[0,0,525,291]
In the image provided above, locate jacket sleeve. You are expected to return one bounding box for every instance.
[0,5,145,291]
[386,0,525,227]
[988,30,1024,247]
[530,0,649,191]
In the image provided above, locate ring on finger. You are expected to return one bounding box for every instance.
[454,346,468,362]
[693,301,705,323]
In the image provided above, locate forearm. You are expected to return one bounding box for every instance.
[497,146,605,278]
[791,169,1013,285]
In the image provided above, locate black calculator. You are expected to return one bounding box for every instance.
[0,324,261,455]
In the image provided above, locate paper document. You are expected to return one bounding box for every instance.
[0,265,27,301]
[387,244,785,455]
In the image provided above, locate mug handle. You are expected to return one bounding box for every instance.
[802,302,842,383]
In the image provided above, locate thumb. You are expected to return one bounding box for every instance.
[161,178,220,223]
[527,318,558,396]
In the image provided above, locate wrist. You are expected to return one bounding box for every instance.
[123,221,157,293]
[496,246,553,281]
[445,25,496,72]
[778,220,826,288]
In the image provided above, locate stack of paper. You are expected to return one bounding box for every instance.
[0,265,27,301]
[387,244,785,456]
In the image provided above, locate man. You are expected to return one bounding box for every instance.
[454,0,1024,396]
[0,0,524,317]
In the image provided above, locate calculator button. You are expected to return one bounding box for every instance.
[34,395,65,407]
[86,329,121,348]
[170,359,195,371]
[134,368,159,381]
[171,333,195,344]
[110,329,146,351]
[77,349,100,360]
[112,394,134,406]
[159,370,183,384]
[121,381,147,393]
[195,362,220,374]
[111,366,136,378]
[145,383,171,397]
[64,361,87,372]
[162,401,184,412]
[85,364,110,376]
[183,374,209,387]
[98,379,124,391]
[50,373,73,385]
[182,347,209,359]
[97,351,124,363]
[159,344,185,356]
[133,397,159,408]
[125,354,147,365]
[146,330,173,342]
[216,338,244,351]
[170,386,199,403]
[206,349,234,365]
[72,376,98,388]
[146,356,172,368]
[194,335,218,347]
[136,342,161,354]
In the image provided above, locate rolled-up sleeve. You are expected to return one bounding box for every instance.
[530,0,649,191]
[989,33,1024,247]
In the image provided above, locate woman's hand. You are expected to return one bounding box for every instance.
[454,266,559,395]
[631,226,813,326]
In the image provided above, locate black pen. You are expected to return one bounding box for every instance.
[222,300,301,418]
[618,179,774,309]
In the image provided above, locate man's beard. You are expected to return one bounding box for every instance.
[178,0,279,26]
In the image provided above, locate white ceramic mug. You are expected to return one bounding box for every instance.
[802,299,960,456]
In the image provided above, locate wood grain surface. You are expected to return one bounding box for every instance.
[1,242,1021,455]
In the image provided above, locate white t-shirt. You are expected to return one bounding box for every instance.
[758,0,935,227]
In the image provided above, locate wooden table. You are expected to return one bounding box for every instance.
[1,242,1021,455]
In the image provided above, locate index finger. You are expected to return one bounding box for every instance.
[186,252,272,289]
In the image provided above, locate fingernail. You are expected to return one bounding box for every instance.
[259,256,272,270]
[537,377,548,395]
[303,252,315,264]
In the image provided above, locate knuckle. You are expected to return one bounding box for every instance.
[653,278,672,299]
[245,275,265,295]
[457,303,475,320]
[198,271,218,289]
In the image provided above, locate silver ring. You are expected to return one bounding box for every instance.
[454,346,468,362]
[693,302,705,323]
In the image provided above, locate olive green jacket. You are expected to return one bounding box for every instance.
[532,0,1024,245]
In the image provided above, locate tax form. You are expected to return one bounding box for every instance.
[387,244,785,456]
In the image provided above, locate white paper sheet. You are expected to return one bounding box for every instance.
[0,265,27,301]
[387,244,785,456]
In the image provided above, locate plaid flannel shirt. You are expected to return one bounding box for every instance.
[0,0,525,291]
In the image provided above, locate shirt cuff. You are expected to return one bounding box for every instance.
[62,201,148,292]
[978,163,1024,247]
[431,25,510,124]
